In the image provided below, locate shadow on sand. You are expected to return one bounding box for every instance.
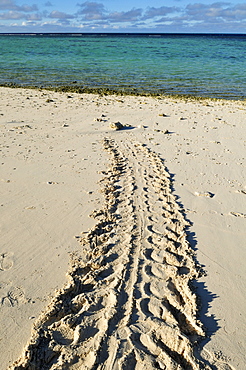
[167,169,220,368]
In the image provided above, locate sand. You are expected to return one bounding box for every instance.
[0,87,245,369]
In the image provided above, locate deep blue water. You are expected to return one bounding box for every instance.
[0,33,245,99]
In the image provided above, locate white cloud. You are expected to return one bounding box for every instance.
[107,8,142,23]
[143,6,180,20]
[0,10,24,19]
[0,9,43,20]
[77,2,142,23]
[77,2,106,20]
[21,20,38,26]
[221,4,246,20]
[27,12,43,21]
[49,10,74,19]
[0,0,38,12]
[185,2,246,21]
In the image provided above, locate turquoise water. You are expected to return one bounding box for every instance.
[0,33,246,99]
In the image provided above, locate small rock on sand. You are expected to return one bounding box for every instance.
[110,121,124,130]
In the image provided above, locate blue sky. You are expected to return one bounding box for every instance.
[0,0,246,33]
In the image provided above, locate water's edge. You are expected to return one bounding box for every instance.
[1,83,245,102]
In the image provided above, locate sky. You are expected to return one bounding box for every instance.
[0,0,246,33]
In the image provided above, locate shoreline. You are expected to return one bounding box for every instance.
[1,86,245,369]
[1,83,246,102]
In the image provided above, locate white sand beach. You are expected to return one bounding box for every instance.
[0,87,245,369]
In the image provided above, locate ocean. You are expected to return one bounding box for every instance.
[0,33,245,99]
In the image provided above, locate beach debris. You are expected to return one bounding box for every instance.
[237,189,246,195]
[1,179,11,183]
[159,113,168,117]
[179,117,186,120]
[13,125,32,130]
[164,129,170,134]
[94,114,107,122]
[0,252,14,271]
[45,98,54,103]
[194,191,215,198]
[110,121,124,130]
[229,211,246,218]
[47,181,58,185]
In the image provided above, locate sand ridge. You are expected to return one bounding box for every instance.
[10,137,234,369]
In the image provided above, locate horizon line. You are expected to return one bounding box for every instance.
[0,32,246,35]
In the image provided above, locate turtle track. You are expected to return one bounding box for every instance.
[11,137,209,370]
